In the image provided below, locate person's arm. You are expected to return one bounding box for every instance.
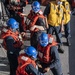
[25,64,44,75]
[34,25,45,30]
[30,18,46,31]
[43,3,50,17]
[50,46,61,69]
[45,17,49,29]
[30,25,44,31]
[60,5,64,32]
[61,17,64,32]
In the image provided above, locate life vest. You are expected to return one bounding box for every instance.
[1,29,23,50]
[47,1,64,26]
[72,0,75,7]
[37,34,57,64]
[62,1,71,24]
[16,54,36,75]
[24,10,45,32]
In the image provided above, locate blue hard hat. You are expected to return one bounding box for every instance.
[31,1,40,13]
[7,18,19,29]
[24,46,37,59]
[39,32,49,47]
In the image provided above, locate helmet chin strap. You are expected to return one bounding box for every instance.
[12,29,17,32]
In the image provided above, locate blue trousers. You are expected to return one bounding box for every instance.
[64,21,71,39]
[47,25,62,44]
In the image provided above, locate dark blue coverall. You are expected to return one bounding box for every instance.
[5,36,21,75]
[25,64,44,75]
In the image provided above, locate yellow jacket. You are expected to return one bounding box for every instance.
[47,1,64,26]
[61,1,71,24]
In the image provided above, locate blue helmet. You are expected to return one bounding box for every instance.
[24,46,37,59]
[31,1,40,13]
[39,32,49,47]
[7,18,19,29]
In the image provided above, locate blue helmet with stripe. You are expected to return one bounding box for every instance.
[39,32,49,47]
[24,46,37,59]
[31,1,40,13]
[7,18,19,29]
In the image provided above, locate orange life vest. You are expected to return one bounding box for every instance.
[37,34,57,64]
[16,54,36,75]
[72,0,75,7]
[24,10,45,32]
[1,29,23,50]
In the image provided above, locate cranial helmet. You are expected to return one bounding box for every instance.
[31,1,40,13]
[24,46,37,59]
[7,18,19,29]
[39,32,49,47]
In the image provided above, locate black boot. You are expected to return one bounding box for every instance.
[67,38,71,46]
[58,45,64,54]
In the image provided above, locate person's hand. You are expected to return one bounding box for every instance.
[43,67,50,72]
[21,32,27,41]
[21,32,26,37]
[61,27,64,32]
[21,44,25,50]
[68,11,71,14]
[19,13,27,17]
[37,63,42,68]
